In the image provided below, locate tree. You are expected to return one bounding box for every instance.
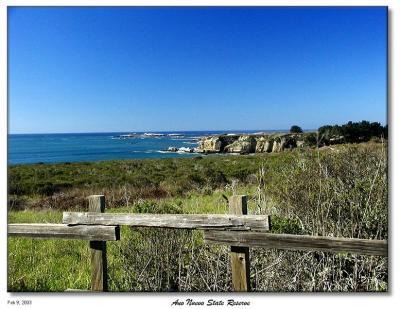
[317,120,386,144]
[290,125,303,133]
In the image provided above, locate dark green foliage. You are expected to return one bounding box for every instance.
[318,120,386,145]
[36,182,58,196]
[35,181,73,196]
[303,133,318,147]
[228,167,253,182]
[9,172,22,195]
[134,200,183,214]
[284,137,297,149]
[8,156,261,202]
[290,125,303,133]
[270,215,304,234]
[202,168,227,188]
[130,175,154,188]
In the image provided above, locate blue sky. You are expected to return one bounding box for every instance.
[8,7,387,133]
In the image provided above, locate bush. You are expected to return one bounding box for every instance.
[251,143,388,291]
[318,121,386,145]
[134,200,183,214]
[203,168,227,188]
[290,125,303,133]
[228,167,252,182]
[36,182,58,196]
[303,133,318,147]
[270,215,304,234]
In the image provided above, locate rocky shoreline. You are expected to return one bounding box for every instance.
[165,132,320,154]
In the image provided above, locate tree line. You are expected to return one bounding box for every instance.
[290,120,387,145]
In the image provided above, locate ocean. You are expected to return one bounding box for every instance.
[8,130,283,165]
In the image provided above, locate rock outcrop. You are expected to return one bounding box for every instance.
[167,146,194,153]
[224,136,256,153]
[255,137,267,153]
[197,135,237,153]
[271,140,281,153]
[197,136,222,152]
[196,132,318,154]
[165,128,376,155]
[263,140,273,152]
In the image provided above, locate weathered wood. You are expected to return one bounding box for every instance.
[204,231,388,256]
[89,194,105,213]
[62,212,270,231]
[90,240,107,292]
[88,195,108,292]
[7,224,120,241]
[229,195,251,292]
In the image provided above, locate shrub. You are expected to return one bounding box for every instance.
[203,168,227,188]
[36,182,58,196]
[270,215,304,234]
[303,133,318,147]
[134,200,183,214]
[228,167,252,182]
[290,125,303,133]
[318,121,386,145]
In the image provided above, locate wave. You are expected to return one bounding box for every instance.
[131,150,158,154]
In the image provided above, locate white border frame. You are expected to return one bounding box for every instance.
[1,1,397,308]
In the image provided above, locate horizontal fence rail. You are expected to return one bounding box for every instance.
[204,230,388,256]
[62,212,270,231]
[8,223,120,241]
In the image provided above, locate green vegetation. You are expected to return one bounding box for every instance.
[8,141,388,292]
[290,125,303,133]
[8,153,287,207]
[318,120,387,145]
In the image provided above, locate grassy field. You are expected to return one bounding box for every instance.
[8,142,388,292]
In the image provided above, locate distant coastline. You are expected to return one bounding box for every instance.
[8,130,294,165]
[8,120,387,165]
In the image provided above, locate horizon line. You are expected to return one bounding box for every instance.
[9,128,307,135]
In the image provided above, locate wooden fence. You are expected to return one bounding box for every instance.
[8,194,388,292]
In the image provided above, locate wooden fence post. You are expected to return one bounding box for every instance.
[229,195,251,292]
[88,195,107,292]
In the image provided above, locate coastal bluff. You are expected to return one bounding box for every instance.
[194,132,318,154]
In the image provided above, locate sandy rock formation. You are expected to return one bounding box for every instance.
[271,140,280,152]
[255,137,267,153]
[224,136,256,153]
[197,136,222,152]
[195,132,320,154]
